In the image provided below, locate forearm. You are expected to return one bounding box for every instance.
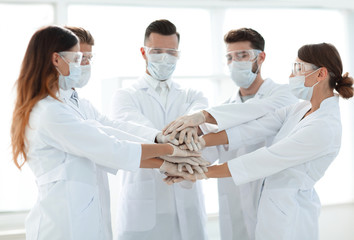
[203,130,229,147]
[141,143,173,160]
[205,163,231,178]
[140,157,163,168]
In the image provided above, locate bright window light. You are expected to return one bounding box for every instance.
[0,4,54,211]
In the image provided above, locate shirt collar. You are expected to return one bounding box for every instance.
[58,88,75,101]
[143,72,172,90]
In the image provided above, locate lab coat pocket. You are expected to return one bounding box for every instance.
[119,180,156,231]
[68,181,100,239]
[256,189,298,240]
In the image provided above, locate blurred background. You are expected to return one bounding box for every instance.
[0,0,353,239]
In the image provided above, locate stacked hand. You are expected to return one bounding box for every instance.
[157,127,204,152]
[160,161,208,185]
[163,111,206,135]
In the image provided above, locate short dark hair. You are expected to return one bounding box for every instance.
[65,26,95,45]
[224,28,265,51]
[144,19,180,45]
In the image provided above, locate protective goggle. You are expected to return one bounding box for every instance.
[292,62,319,76]
[59,51,83,67]
[144,47,181,58]
[226,49,262,64]
[81,52,94,65]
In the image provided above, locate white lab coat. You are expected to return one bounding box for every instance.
[224,96,341,240]
[208,79,298,240]
[25,89,159,240]
[110,73,209,240]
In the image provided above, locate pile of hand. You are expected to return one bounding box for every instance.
[156,113,209,184]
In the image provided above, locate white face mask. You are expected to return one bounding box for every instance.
[289,69,320,101]
[57,62,82,90]
[228,60,259,88]
[74,64,91,88]
[147,53,178,81]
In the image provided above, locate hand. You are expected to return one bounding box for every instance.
[156,132,179,145]
[177,163,208,174]
[163,111,206,135]
[160,161,208,183]
[167,143,200,157]
[163,176,185,185]
[179,136,206,151]
[160,155,208,166]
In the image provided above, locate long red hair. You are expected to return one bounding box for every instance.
[11,26,78,169]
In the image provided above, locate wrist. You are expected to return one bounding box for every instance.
[165,143,174,155]
[202,110,217,124]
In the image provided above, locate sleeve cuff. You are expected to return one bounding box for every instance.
[225,127,242,151]
[227,159,249,185]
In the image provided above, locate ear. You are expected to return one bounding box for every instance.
[317,67,328,82]
[52,52,60,67]
[140,47,147,60]
[258,51,266,65]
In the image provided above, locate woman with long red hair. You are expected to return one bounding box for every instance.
[11,25,198,240]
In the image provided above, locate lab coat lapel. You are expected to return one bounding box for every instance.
[167,85,182,110]
[62,95,87,119]
[137,78,167,111]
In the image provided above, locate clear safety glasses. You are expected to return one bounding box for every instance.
[144,47,181,58]
[225,49,262,64]
[59,51,83,67]
[81,52,94,65]
[292,62,319,76]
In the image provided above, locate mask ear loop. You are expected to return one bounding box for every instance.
[305,68,321,87]
[252,54,261,75]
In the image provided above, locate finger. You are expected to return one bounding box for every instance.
[169,131,179,142]
[168,137,179,145]
[190,139,198,152]
[165,121,183,135]
[178,164,183,172]
[192,130,199,143]
[185,164,194,174]
[196,142,202,151]
[175,123,189,132]
[172,177,184,183]
[179,144,189,150]
[192,165,204,174]
[201,166,208,172]
[179,129,187,144]
[162,122,174,135]
[186,130,193,144]
[189,156,204,165]
[182,150,201,157]
[185,140,193,151]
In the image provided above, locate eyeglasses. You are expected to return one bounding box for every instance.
[225,49,262,64]
[292,62,319,76]
[81,52,94,65]
[144,47,181,58]
[59,51,83,67]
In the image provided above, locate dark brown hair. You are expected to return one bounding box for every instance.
[11,26,78,169]
[65,26,95,45]
[144,19,180,44]
[224,28,265,51]
[298,43,354,99]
